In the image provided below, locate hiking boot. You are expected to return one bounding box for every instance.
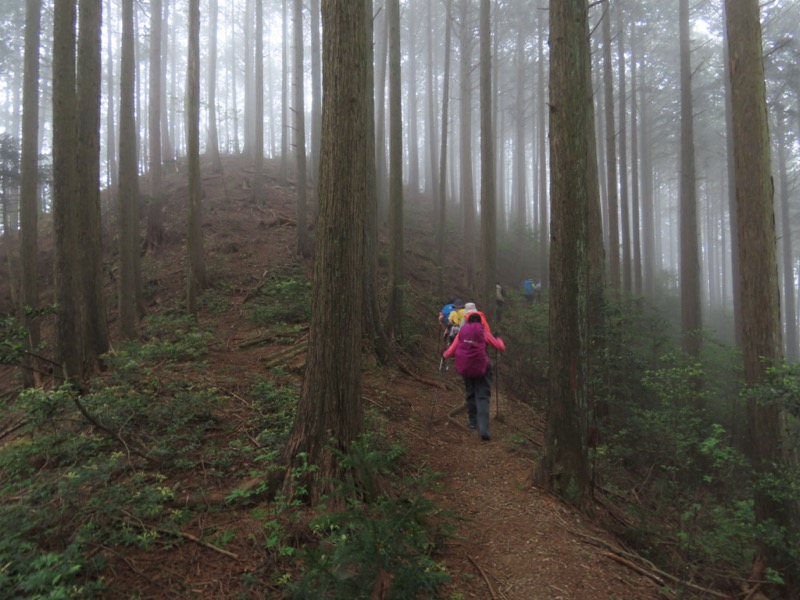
[481,434,491,442]
[468,420,476,430]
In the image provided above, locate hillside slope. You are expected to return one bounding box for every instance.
[1,156,669,599]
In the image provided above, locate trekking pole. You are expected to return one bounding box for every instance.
[429,356,445,428]
[495,347,500,418]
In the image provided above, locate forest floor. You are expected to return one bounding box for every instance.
[0,155,707,599]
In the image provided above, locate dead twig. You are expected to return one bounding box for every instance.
[468,555,498,600]
[154,527,240,561]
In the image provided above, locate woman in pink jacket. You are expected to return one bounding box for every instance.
[443,312,506,441]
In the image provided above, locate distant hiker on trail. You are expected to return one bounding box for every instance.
[440,299,464,344]
[443,312,506,441]
[522,278,534,303]
[496,282,505,323]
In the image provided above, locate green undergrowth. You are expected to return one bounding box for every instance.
[1,308,453,598]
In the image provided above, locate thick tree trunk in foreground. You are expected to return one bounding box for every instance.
[726,0,798,587]
[534,0,590,510]
[282,0,367,501]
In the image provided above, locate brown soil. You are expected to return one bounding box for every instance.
[1,155,682,599]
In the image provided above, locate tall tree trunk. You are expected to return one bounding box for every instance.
[105,0,118,191]
[459,0,475,289]
[147,0,165,250]
[513,25,526,231]
[186,0,206,314]
[639,52,655,298]
[405,9,419,194]
[20,0,41,388]
[309,0,321,188]
[252,0,264,202]
[160,0,173,161]
[207,0,222,171]
[363,0,388,360]
[726,0,797,587]
[229,0,239,155]
[617,4,631,296]
[282,0,367,501]
[280,0,289,183]
[77,0,108,364]
[537,13,548,286]
[293,0,310,256]
[722,5,742,347]
[386,0,404,339]
[53,0,83,380]
[776,107,797,362]
[436,0,453,296]
[630,17,642,297]
[375,5,389,223]
[118,0,141,338]
[479,0,496,321]
[425,0,438,205]
[679,0,701,359]
[602,4,620,292]
[534,0,590,510]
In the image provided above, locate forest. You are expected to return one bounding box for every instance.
[0,0,799,598]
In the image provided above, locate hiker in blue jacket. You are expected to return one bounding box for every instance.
[443,312,506,441]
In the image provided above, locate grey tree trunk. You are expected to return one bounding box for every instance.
[147,0,165,250]
[309,0,322,188]
[20,0,41,387]
[630,17,642,297]
[252,0,264,202]
[280,0,289,183]
[459,0,475,289]
[207,0,222,171]
[362,0,388,360]
[436,0,453,296]
[293,0,310,256]
[105,0,117,191]
[617,5,631,295]
[679,0,701,359]
[776,108,797,361]
[186,0,206,314]
[386,0,404,339]
[537,13,548,286]
[405,8,419,194]
[602,5,620,292]
[479,0,496,320]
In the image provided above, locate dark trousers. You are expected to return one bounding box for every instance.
[464,365,492,438]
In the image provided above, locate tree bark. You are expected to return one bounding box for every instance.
[726,0,797,586]
[282,0,367,502]
[186,0,206,314]
[118,0,141,338]
[479,0,496,321]
[20,0,41,388]
[252,0,264,202]
[293,0,310,257]
[602,4,620,293]
[207,0,222,172]
[534,0,590,510]
[459,0,476,289]
[147,0,165,250]
[385,0,404,339]
[679,0,701,360]
[436,0,453,296]
[77,0,109,364]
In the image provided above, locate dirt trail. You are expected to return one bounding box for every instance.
[370,360,664,600]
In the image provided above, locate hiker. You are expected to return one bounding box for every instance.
[496,282,505,324]
[462,301,492,334]
[443,312,506,441]
[447,300,467,339]
[440,299,464,344]
[522,278,534,303]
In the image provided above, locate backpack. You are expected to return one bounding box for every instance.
[440,303,456,320]
[454,322,488,378]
